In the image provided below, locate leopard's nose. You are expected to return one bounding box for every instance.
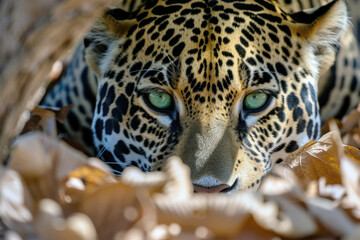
[193,184,230,193]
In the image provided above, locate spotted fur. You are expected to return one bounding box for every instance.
[43,0,360,191]
[278,0,360,121]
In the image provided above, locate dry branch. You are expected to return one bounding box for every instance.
[0,0,118,163]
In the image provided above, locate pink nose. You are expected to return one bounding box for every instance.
[193,184,230,193]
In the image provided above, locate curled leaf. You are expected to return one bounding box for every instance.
[34,199,97,240]
[122,166,166,190]
[0,169,34,237]
[340,150,360,218]
[60,163,116,204]
[161,156,193,200]
[287,132,342,185]
[78,182,142,240]
[21,105,72,137]
[307,197,355,236]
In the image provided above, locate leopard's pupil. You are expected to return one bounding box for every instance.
[244,92,268,110]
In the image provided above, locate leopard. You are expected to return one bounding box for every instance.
[42,0,360,193]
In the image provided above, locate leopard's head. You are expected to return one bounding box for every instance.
[84,0,347,192]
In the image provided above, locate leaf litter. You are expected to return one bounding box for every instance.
[1,106,360,239]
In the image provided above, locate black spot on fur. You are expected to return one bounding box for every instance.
[233,3,264,11]
[275,62,288,76]
[235,44,246,58]
[95,119,103,140]
[125,83,135,96]
[131,115,141,130]
[67,111,80,131]
[268,33,279,43]
[133,39,145,55]
[293,107,303,121]
[272,143,285,153]
[276,158,283,164]
[307,120,313,139]
[152,5,182,15]
[287,92,299,110]
[296,119,306,134]
[173,42,185,57]
[112,94,129,122]
[285,141,299,153]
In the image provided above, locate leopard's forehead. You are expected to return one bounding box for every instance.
[126,0,296,71]
[112,0,304,115]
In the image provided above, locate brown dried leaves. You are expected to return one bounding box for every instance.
[0,128,359,239]
[1,106,360,239]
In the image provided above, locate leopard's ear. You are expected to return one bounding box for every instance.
[289,0,348,76]
[84,8,136,76]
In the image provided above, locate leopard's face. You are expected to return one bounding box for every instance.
[86,0,347,192]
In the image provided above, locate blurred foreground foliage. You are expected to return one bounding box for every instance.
[1,105,360,240]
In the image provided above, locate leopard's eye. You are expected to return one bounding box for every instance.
[148,92,173,110]
[244,92,269,111]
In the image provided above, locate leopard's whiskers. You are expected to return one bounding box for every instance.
[96,145,107,159]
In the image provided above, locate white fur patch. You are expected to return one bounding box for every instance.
[245,115,260,126]
[157,115,172,126]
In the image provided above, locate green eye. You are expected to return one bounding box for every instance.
[244,92,269,111]
[148,92,173,110]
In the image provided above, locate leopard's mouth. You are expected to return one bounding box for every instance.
[220,178,240,194]
[192,177,240,194]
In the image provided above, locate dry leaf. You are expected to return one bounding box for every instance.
[48,60,65,82]
[114,228,146,240]
[34,199,97,240]
[344,146,360,165]
[4,231,23,240]
[329,123,360,218]
[32,105,72,123]
[21,105,72,137]
[252,195,317,237]
[321,104,360,149]
[155,193,249,238]
[78,182,143,240]
[307,197,355,236]
[317,177,345,201]
[287,132,342,185]
[60,163,116,204]
[3,129,360,240]
[122,166,166,191]
[10,132,54,177]
[321,118,342,136]
[339,108,360,137]
[9,132,88,205]
[259,165,301,196]
[0,169,34,237]
[8,131,118,212]
[340,151,360,218]
[343,128,360,149]
[159,156,193,201]
[232,217,279,240]
[344,225,360,240]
